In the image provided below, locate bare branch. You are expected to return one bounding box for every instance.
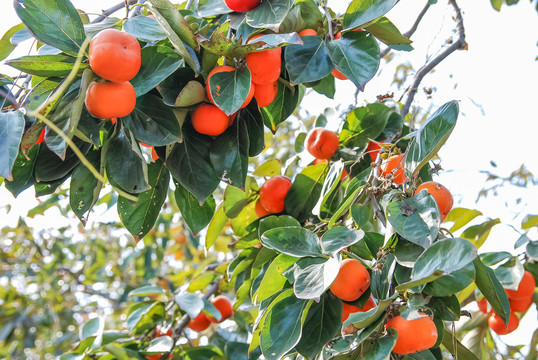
[90,0,138,23]
[380,2,431,59]
[400,0,466,120]
[322,1,335,40]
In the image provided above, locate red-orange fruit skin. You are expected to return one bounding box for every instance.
[380,154,407,185]
[305,127,340,160]
[488,311,519,335]
[85,81,136,119]
[259,175,292,214]
[385,314,438,355]
[187,312,211,332]
[505,271,536,300]
[254,81,278,107]
[246,35,282,85]
[330,259,370,302]
[341,296,376,322]
[414,181,454,222]
[191,103,230,136]
[208,295,234,323]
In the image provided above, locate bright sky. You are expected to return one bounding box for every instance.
[1,0,537,351]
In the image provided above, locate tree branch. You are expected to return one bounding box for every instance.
[130,0,146,18]
[380,2,431,59]
[90,0,138,23]
[322,1,335,40]
[400,0,466,120]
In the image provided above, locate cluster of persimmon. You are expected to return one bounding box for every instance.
[187,295,234,332]
[191,34,281,137]
[85,29,141,119]
[477,270,536,335]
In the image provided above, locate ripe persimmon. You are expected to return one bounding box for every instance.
[505,271,536,300]
[380,154,407,185]
[415,181,454,222]
[254,81,278,107]
[259,175,292,214]
[85,81,136,119]
[341,296,376,322]
[385,313,438,355]
[187,312,211,332]
[208,295,233,323]
[155,325,172,337]
[305,127,340,160]
[206,66,254,109]
[488,311,519,335]
[298,29,317,37]
[255,198,272,217]
[477,297,490,314]
[224,0,260,12]
[366,140,383,161]
[89,29,141,83]
[246,35,282,85]
[330,259,370,302]
[191,103,229,136]
[510,296,533,313]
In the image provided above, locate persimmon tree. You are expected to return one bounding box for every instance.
[0,0,536,359]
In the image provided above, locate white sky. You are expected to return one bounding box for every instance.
[1,0,537,351]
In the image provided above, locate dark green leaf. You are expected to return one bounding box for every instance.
[165,124,220,203]
[364,17,413,48]
[386,190,441,247]
[246,0,293,30]
[69,148,101,224]
[340,103,392,147]
[129,285,166,297]
[405,101,459,177]
[295,292,342,359]
[14,0,86,56]
[0,110,25,180]
[441,329,479,360]
[285,163,329,222]
[238,100,265,156]
[312,74,336,99]
[371,254,396,300]
[424,263,475,297]
[4,144,38,196]
[343,0,398,30]
[130,45,182,97]
[5,54,89,77]
[285,36,332,85]
[361,329,398,360]
[327,31,380,89]
[123,94,181,146]
[175,181,216,235]
[261,81,300,133]
[210,114,249,188]
[261,227,323,258]
[428,296,461,322]
[208,67,252,116]
[123,16,167,42]
[147,0,197,49]
[106,128,150,194]
[34,138,91,182]
[118,160,169,240]
[344,293,398,328]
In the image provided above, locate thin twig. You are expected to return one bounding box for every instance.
[130,0,146,18]
[380,2,431,59]
[369,193,387,227]
[14,75,32,99]
[400,0,466,120]
[322,1,335,40]
[185,0,195,10]
[90,0,138,23]
[0,89,19,109]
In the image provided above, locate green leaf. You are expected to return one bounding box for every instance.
[146,336,173,353]
[295,292,343,359]
[14,0,86,57]
[146,0,199,72]
[126,301,165,335]
[527,241,538,261]
[260,293,312,360]
[284,36,332,85]
[424,263,475,297]
[405,101,459,177]
[34,137,91,182]
[255,254,298,303]
[208,67,252,116]
[246,0,293,30]
[206,204,228,250]
[106,128,150,194]
[0,23,25,61]
[386,190,441,247]
[165,124,220,203]
[314,160,343,219]
[253,159,282,177]
[285,163,329,222]
[321,227,364,256]
[411,238,477,282]
[198,0,232,17]
[80,317,102,341]
[176,292,204,319]
[522,214,538,229]
[364,16,413,48]
[312,74,336,99]
[361,329,398,360]
[123,94,181,147]
[174,181,216,235]
[69,148,101,224]
[210,114,249,187]
[239,100,265,156]
[327,31,380,89]
[371,254,396,300]
[460,218,501,250]
[129,285,166,297]
[344,293,398,328]
[261,81,300,133]
[223,184,250,219]
[5,54,89,77]
[339,103,392,147]
[259,215,302,238]
[118,160,169,240]
[293,256,340,300]
[4,144,38,197]
[130,45,182,97]
[490,0,503,11]
[441,328,479,360]
[123,16,167,42]
[444,207,482,232]
[261,227,324,258]
[343,0,398,30]
[0,110,25,181]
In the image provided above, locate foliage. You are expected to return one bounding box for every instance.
[0,0,537,359]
